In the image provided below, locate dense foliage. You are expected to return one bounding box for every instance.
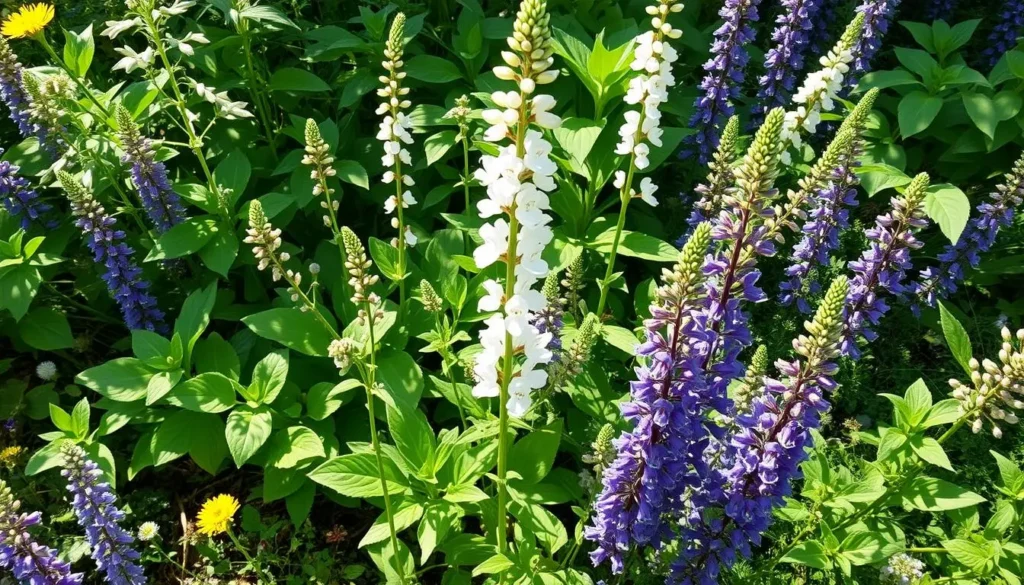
[1,0,1024,584]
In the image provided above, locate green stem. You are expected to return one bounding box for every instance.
[393,158,408,319]
[907,547,945,554]
[237,22,277,157]
[36,34,111,120]
[364,307,407,584]
[437,313,468,429]
[226,528,264,583]
[595,192,630,318]
[462,135,471,211]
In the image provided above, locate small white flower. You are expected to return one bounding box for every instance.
[36,361,57,381]
[137,522,159,541]
[101,18,142,39]
[113,46,155,74]
[613,170,626,189]
[637,178,658,207]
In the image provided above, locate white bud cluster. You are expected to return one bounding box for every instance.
[949,327,1024,438]
[614,0,682,181]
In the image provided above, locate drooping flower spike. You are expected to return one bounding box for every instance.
[0,147,53,229]
[913,152,1024,309]
[58,170,165,332]
[471,0,561,418]
[672,276,849,584]
[302,119,341,231]
[779,13,863,163]
[685,0,763,163]
[0,478,83,585]
[61,443,146,585]
[377,12,418,250]
[843,173,931,358]
[116,106,187,233]
[950,326,1024,439]
[585,222,714,573]
[752,0,825,121]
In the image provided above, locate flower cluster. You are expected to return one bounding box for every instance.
[585,222,713,573]
[36,360,57,381]
[730,344,768,418]
[193,83,252,120]
[686,0,762,163]
[881,553,926,585]
[341,226,384,327]
[852,0,901,73]
[377,12,418,248]
[61,443,146,585]
[444,95,473,140]
[116,106,187,233]
[615,0,682,178]
[950,327,1024,439]
[685,116,739,233]
[779,13,862,163]
[753,0,824,119]
[779,89,878,312]
[546,312,600,391]
[0,37,36,138]
[0,148,52,229]
[982,0,1024,67]
[843,173,930,358]
[471,0,561,417]
[0,479,83,585]
[302,119,341,229]
[914,153,1024,309]
[21,72,67,157]
[59,171,165,332]
[244,200,312,311]
[531,273,565,360]
[672,276,849,585]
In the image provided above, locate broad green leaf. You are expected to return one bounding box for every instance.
[387,405,436,473]
[242,308,335,357]
[942,538,998,574]
[266,426,326,469]
[62,25,95,78]
[962,91,999,139]
[188,414,228,475]
[898,91,943,137]
[780,540,830,570]
[76,358,155,402]
[425,130,458,166]
[404,55,463,83]
[376,349,424,411]
[18,308,74,350]
[589,228,677,262]
[250,349,289,404]
[923,399,961,428]
[166,373,239,413]
[145,217,218,261]
[358,497,424,548]
[509,420,562,485]
[306,379,361,420]
[194,333,241,380]
[924,183,970,244]
[857,69,922,91]
[417,500,462,563]
[840,531,888,565]
[903,379,933,426]
[910,436,953,471]
[174,282,217,367]
[225,405,273,467]
[213,149,251,205]
[992,450,1024,494]
[270,67,331,92]
[472,554,514,577]
[146,370,182,405]
[901,476,986,511]
[0,264,42,320]
[151,410,205,467]
[308,453,409,498]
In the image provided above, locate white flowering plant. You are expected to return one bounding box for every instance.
[0,1,1023,585]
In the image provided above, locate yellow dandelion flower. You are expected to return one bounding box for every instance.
[0,445,26,469]
[196,494,239,536]
[2,4,54,39]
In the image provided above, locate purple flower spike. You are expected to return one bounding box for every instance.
[981,0,1024,68]
[116,107,187,233]
[913,153,1024,308]
[806,0,842,58]
[61,444,145,585]
[0,149,53,229]
[0,38,36,139]
[0,480,84,585]
[853,0,903,73]
[58,171,165,332]
[671,276,849,585]
[753,0,824,121]
[843,173,930,358]
[685,0,763,163]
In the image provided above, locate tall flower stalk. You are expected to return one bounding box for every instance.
[672,276,849,585]
[116,105,187,233]
[852,0,902,74]
[0,479,83,585]
[685,0,762,162]
[58,171,165,332]
[779,13,862,163]
[752,0,823,120]
[471,0,560,564]
[925,0,958,22]
[444,95,474,211]
[596,0,682,318]
[685,115,739,233]
[0,36,37,139]
[778,89,879,312]
[913,153,1024,308]
[0,148,52,229]
[61,443,146,585]
[843,173,930,358]
[377,12,417,311]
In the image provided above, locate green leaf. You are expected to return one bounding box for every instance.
[911,436,953,471]
[904,378,933,426]
[376,350,424,411]
[942,538,998,574]
[404,55,463,83]
[992,450,1024,494]
[132,330,170,363]
[857,69,923,91]
[425,130,458,166]
[963,91,999,139]
[145,217,219,261]
[387,405,436,474]
[240,4,300,29]
[198,230,238,277]
[242,308,334,357]
[213,150,251,205]
[877,427,908,461]
[146,370,182,405]
[509,420,562,485]
[76,358,155,402]
[70,398,90,438]
[369,237,401,282]
[938,300,972,375]
[308,453,409,498]
[923,399,961,428]
[266,426,326,469]
[188,414,228,475]
[335,160,369,189]
[510,501,568,553]
[306,379,361,420]
[895,47,939,79]
[194,333,241,380]
[589,229,677,262]
[901,476,986,511]
[18,308,74,350]
[285,480,316,526]
[553,118,604,176]
[924,183,970,244]
[269,67,331,92]
[472,554,514,577]
[0,264,41,320]
[780,540,830,570]
[62,25,95,78]
[840,531,888,565]
[417,501,462,563]
[225,405,273,467]
[359,498,424,548]
[151,410,204,467]
[166,373,239,413]
[898,91,943,137]
[600,325,638,356]
[250,349,289,404]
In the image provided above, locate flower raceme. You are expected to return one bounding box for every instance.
[0,147,52,229]
[58,171,165,332]
[0,37,38,139]
[471,0,561,418]
[377,12,418,249]
[982,0,1024,67]
[685,115,739,232]
[853,0,902,73]
[950,327,1024,439]
[61,443,146,585]
[0,479,83,585]
[116,105,187,233]
[753,0,824,120]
